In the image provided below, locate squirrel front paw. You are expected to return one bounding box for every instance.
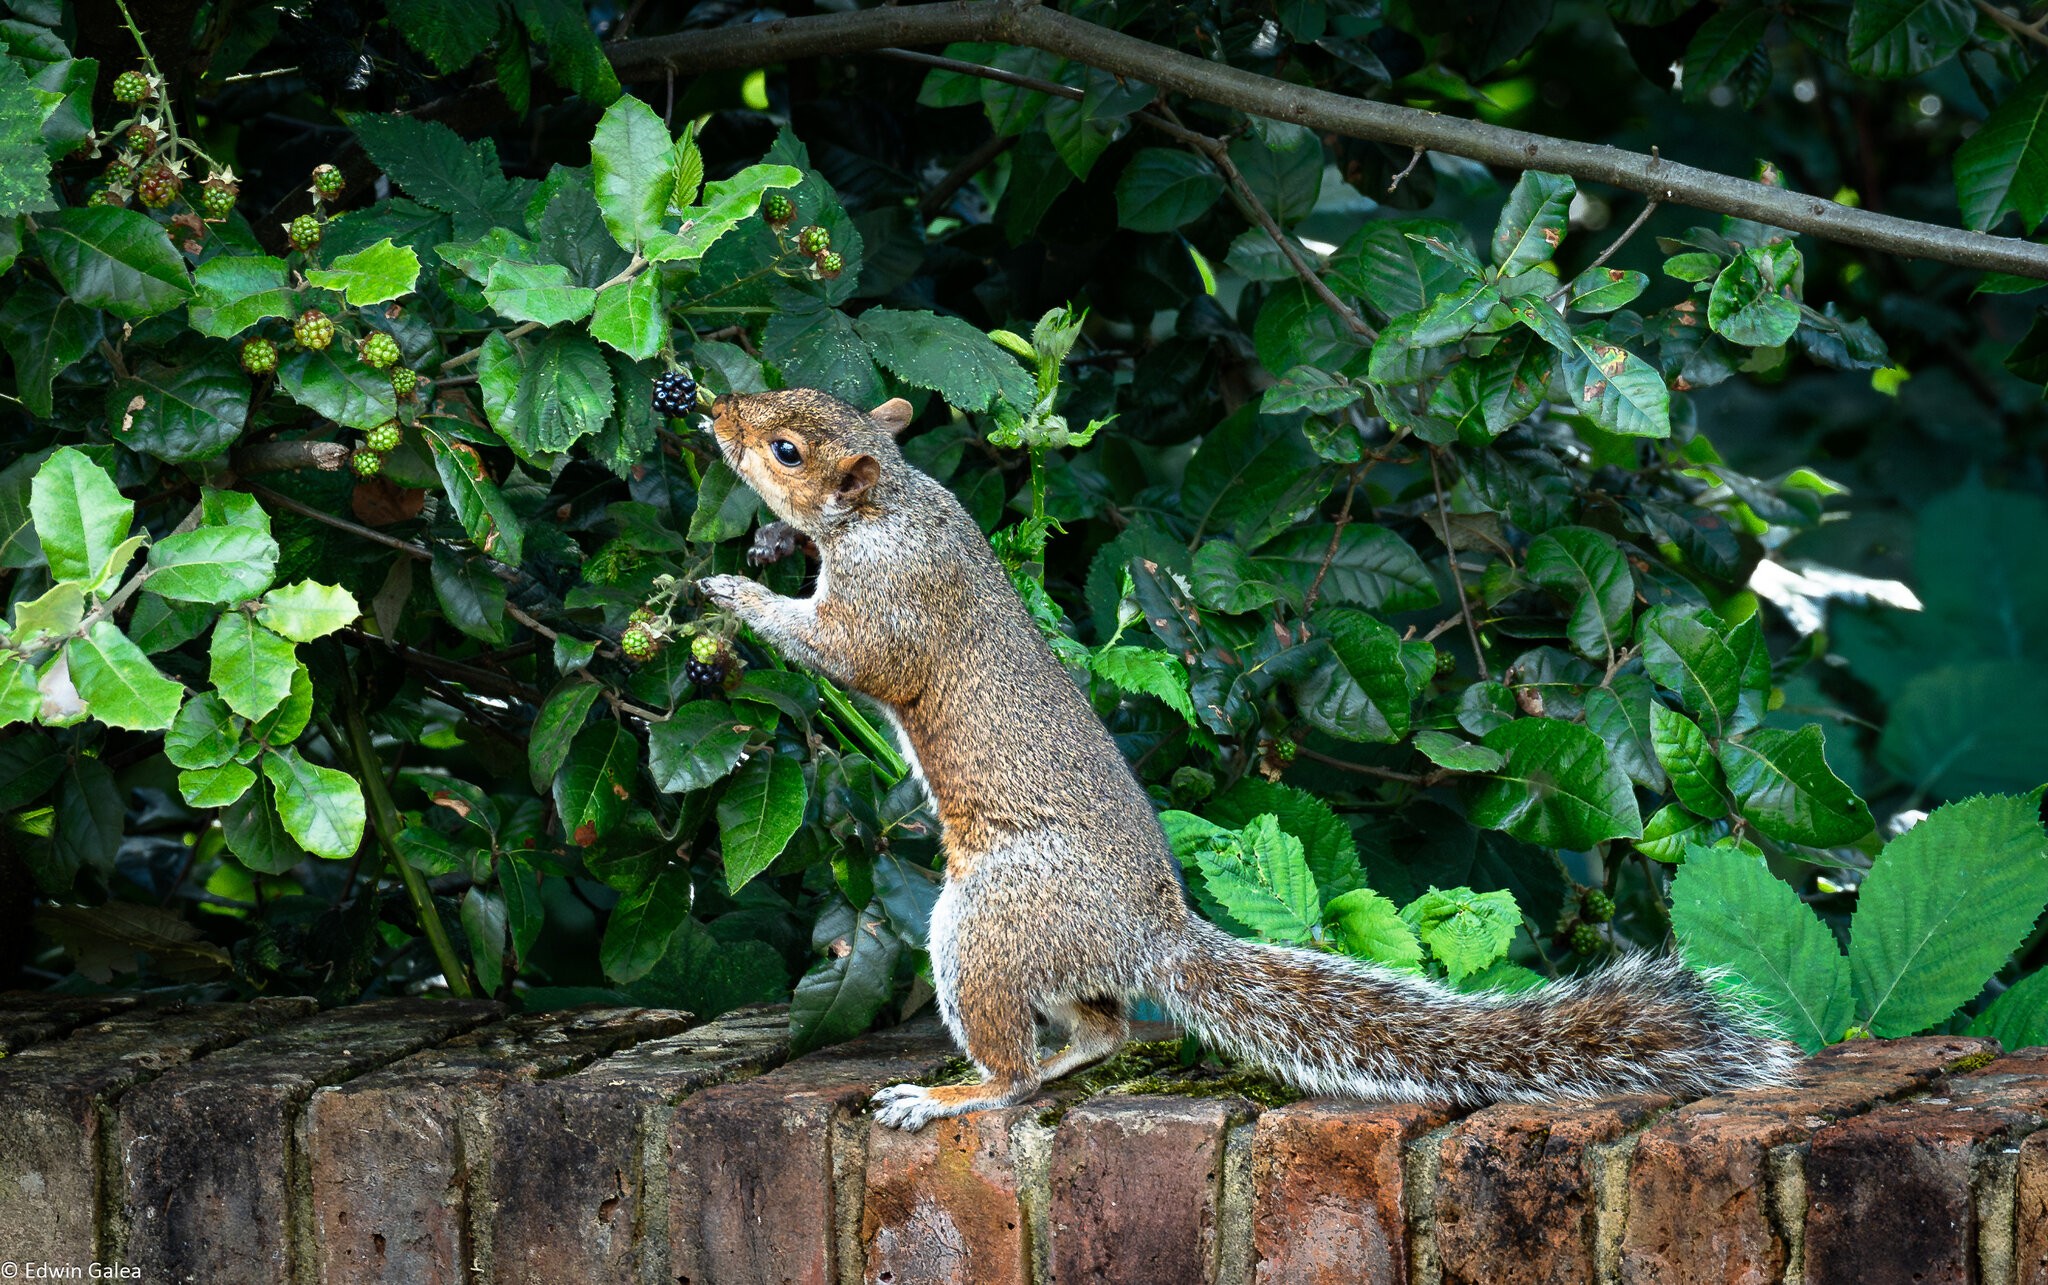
[747,521,806,566]
[696,574,767,614]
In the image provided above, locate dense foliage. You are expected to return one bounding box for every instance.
[1,0,2043,1056]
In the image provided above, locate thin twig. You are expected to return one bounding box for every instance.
[877,45,1084,100]
[439,253,645,370]
[1548,198,1661,307]
[1387,146,1425,193]
[605,3,2048,279]
[1293,743,1450,787]
[916,131,1018,219]
[1976,0,2048,50]
[1428,447,1491,684]
[1299,464,1365,627]
[232,440,350,475]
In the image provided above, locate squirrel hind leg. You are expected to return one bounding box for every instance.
[1038,997,1128,1082]
[874,982,1043,1131]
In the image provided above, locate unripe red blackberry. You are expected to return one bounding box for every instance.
[350,448,382,478]
[135,163,179,209]
[285,213,321,252]
[112,70,151,103]
[310,164,345,200]
[366,421,401,453]
[390,366,419,398]
[796,224,830,257]
[240,337,278,374]
[360,331,400,369]
[293,309,334,350]
[816,251,844,280]
[762,192,794,225]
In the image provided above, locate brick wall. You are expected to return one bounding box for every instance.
[2,993,2045,1285]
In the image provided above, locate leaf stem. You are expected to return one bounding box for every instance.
[335,695,476,998]
[816,677,910,782]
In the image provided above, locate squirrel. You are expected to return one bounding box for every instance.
[698,388,1796,1131]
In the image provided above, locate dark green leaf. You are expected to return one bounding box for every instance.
[1957,65,2048,231]
[145,525,279,603]
[277,346,398,431]
[429,548,506,643]
[1526,526,1633,661]
[647,700,750,793]
[1254,524,1438,613]
[34,207,191,319]
[1114,148,1223,233]
[554,720,640,846]
[600,867,693,984]
[1846,0,1974,78]
[1718,725,1872,846]
[854,309,1033,413]
[1470,718,1642,848]
[1651,703,1726,817]
[1491,171,1575,274]
[718,750,808,892]
[1670,845,1850,1052]
[1295,607,1411,743]
[529,679,603,792]
[789,896,900,1055]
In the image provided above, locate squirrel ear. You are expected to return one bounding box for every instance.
[868,397,914,437]
[837,454,880,501]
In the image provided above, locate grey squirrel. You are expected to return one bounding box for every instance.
[697,388,1795,1130]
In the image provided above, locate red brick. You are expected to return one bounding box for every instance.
[1049,1093,1247,1285]
[303,1005,690,1285]
[1803,1054,2048,1285]
[486,1005,791,1285]
[1433,1095,1669,1285]
[1621,1035,1996,1285]
[668,1022,957,1285]
[862,1098,1050,1285]
[112,997,497,1284]
[0,997,312,1263]
[2018,1129,2048,1285]
[1248,1100,1447,1285]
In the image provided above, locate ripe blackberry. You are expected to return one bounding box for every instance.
[350,448,382,479]
[816,251,844,280]
[652,370,697,418]
[112,70,151,103]
[310,164,345,200]
[621,624,659,661]
[240,337,278,374]
[796,224,830,257]
[1581,890,1616,924]
[286,213,321,252]
[390,366,419,398]
[1569,923,1603,956]
[360,331,400,369]
[135,163,179,209]
[293,309,334,350]
[684,657,727,688]
[366,421,401,453]
[762,192,793,225]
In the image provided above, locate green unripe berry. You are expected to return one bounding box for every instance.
[390,366,419,398]
[112,70,151,103]
[86,188,118,208]
[1570,923,1603,956]
[125,123,156,153]
[310,164,345,199]
[360,331,401,369]
[1170,766,1216,804]
[763,192,793,225]
[200,181,236,221]
[350,448,382,479]
[293,309,334,350]
[621,624,658,661]
[366,421,401,453]
[103,161,133,187]
[690,634,722,664]
[240,337,278,374]
[286,213,321,252]
[796,224,830,257]
[816,250,845,280]
[1582,890,1615,924]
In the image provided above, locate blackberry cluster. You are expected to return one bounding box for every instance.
[199,178,236,220]
[286,213,321,252]
[796,225,830,257]
[112,70,151,103]
[361,331,400,369]
[653,370,697,418]
[293,309,334,350]
[391,366,419,398]
[136,163,179,208]
[310,164,345,200]
[366,421,401,453]
[1581,890,1615,924]
[762,192,793,225]
[1569,923,1604,956]
[686,634,735,689]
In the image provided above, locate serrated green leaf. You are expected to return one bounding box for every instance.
[1206,776,1365,898]
[263,746,366,859]
[643,162,804,263]
[188,255,295,338]
[1638,803,1714,862]
[1471,718,1642,848]
[1651,703,1726,817]
[276,346,398,431]
[351,113,524,238]
[1325,887,1424,968]
[1089,644,1195,722]
[304,238,421,306]
[65,621,182,731]
[481,259,595,325]
[718,749,808,893]
[387,0,501,72]
[29,447,131,585]
[0,51,52,219]
[502,328,613,453]
[145,525,279,604]
[1708,245,1801,347]
[179,762,256,808]
[1718,724,1871,846]
[590,93,673,251]
[853,309,1033,413]
[589,271,663,360]
[1400,885,1520,982]
[208,614,299,720]
[1849,794,2048,1037]
[165,692,240,769]
[255,581,358,641]
[1195,814,1321,944]
[1254,524,1438,613]
[1670,845,1851,1052]
[1969,963,2048,1050]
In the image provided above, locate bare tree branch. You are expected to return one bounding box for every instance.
[606,2,2048,280]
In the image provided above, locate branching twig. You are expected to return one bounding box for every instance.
[606,2,2048,279]
[232,440,350,475]
[1548,198,1661,307]
[1428,446,1491,684]
[1293,743,1451,787]
[915,131,1018,219]
[1387,146,1425,193]
[1976,0,2048,51]
[1299,464,1365,626]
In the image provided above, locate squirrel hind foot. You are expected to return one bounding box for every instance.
[871,1077,1040,1131]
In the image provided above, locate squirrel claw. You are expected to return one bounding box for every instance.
[871,1082,942,1131]
[747,521,805,566]
[695,574,755,611]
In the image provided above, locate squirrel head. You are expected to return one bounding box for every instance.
[707,389,915,536]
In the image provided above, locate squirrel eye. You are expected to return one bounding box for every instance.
[770,439,802,466]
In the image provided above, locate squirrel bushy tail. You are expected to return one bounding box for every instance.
[1150,920,1795,1105]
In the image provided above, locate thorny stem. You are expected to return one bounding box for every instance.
[337,695,477,998]
[1429,447,1492,684]
[112,0,221,171]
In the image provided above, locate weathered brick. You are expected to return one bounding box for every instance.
[1804,1053,2048,1285]
[2017,1128,2048,1285]
[0,991,138,1053]
[1432,1095,1670,1285]
[1249,1100,1447,1285]
[113,997,497,1284]
[668,1022,957,1285]
[304,1005,690,1285]
[0,997,312,1264]
[1049,1093,1247,1285]
[1622,1035,1996,1285]
[861,1097,1051,1285]
[487,1005,790,1285]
